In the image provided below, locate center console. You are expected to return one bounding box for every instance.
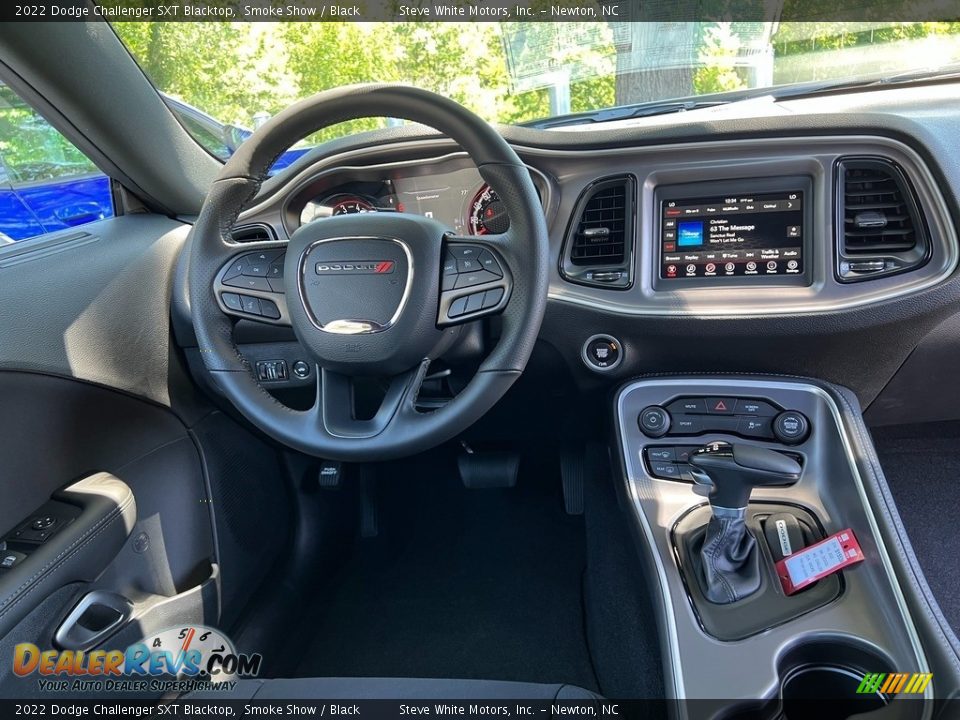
[614,377,932,718]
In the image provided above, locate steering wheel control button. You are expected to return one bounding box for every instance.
[705,397,736,414]
[482,288,504,309]
[639,406,671,438]
[292,361,310,379]
[243,261,269,277]
[221,293,244,312]
[449,245,481,260]
[448,296,469,318]
[259,298,281,320]
[478,250,503,276]
[457,257,481,273]
[582,334,623,372]
[455,270,500,289]
[241,296,262,316]
[224,275,272,292]
[443,254,458,275]
[774,411,810,444]
[223,259,248,281]
[465,293,485,314]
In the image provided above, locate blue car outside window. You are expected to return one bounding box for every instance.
[0,84,114,244]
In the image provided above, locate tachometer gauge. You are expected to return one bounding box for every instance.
[299,194,376,225]
[468,185,509,235]
[331,196,375,215]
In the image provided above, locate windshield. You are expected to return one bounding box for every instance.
[113,20,960,158]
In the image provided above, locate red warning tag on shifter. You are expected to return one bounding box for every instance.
[776,528,864,595]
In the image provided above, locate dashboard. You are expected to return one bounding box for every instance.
[197,83,960,418]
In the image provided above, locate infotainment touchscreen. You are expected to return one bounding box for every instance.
[659,191,803,280]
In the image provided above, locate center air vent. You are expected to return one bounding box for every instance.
[561,175,636,289]
[836,158,929,281]
[230,223,276,243]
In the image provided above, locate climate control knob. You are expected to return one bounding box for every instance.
[639,406,671,438]
[773,411,810,445]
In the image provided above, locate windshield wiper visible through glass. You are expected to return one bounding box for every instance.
[528,98,731,129]
[527,61,960,130]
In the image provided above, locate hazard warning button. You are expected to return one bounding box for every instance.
[705,397,736,415]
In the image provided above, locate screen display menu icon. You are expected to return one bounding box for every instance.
[660,191,804,280]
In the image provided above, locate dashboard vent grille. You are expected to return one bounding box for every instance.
[571,181,629,265]
[230,223,275,243]
[842,165,917,254]
[836,158,929,281]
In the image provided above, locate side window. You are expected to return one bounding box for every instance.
[0,84,113,244]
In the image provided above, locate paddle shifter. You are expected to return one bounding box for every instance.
[688,442,802,604]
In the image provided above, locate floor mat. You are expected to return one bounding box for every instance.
[288,453,599,690]
[874,422,960,634]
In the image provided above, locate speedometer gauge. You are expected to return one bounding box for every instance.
[468,185,509,235]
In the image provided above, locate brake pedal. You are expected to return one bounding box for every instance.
[457,451,520,489]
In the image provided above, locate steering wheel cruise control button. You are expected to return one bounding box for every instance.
[478,250,503,276]
[455,270,500,289]
[639,406,671,437]
[773,411,810,444]
[443,254,458,275]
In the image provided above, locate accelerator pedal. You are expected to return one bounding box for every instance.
[359,466,378,538]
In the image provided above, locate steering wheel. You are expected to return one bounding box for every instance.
[189,85,549,461]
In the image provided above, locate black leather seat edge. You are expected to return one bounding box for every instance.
[190,677,600,702]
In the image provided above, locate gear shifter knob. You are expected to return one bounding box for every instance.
[689,442,802,510]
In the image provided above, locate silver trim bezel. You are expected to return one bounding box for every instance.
[296,236,414,334]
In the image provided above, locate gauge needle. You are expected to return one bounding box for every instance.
[176,627,196,673]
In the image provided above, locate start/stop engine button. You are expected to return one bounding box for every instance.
[582,334,623,372]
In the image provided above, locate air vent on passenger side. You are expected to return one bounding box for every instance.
[560,175,636,289]
[230,223,276,243]
[836,158,929,281]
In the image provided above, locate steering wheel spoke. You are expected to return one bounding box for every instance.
[438,234,513,326]
[214,244,292,325]
[317,362,428,439]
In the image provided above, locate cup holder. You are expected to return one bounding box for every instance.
[781,665,885,719]
[776,638,922,720]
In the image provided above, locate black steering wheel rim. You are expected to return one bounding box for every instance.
[189,84,549,461]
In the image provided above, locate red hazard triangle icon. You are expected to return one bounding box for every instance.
[713,400,728,411]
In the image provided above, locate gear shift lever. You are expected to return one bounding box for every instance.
[688,442,802,604]
[689,442,802,509]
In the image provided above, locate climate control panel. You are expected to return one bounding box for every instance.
[638,395,810,445]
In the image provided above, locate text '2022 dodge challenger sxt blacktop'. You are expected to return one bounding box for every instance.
[0,8,959,720]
